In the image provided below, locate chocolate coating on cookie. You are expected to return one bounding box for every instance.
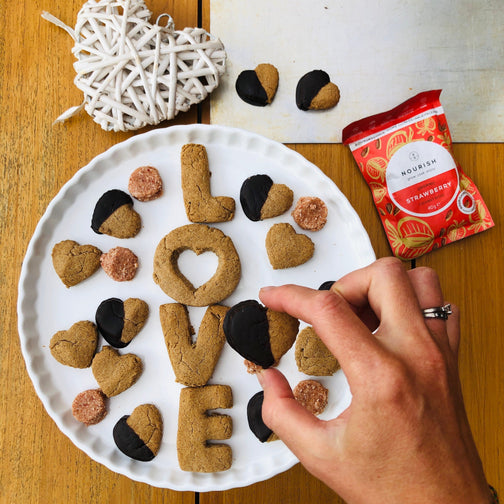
[247,391,275,443]
[113,404,163,461]
[91,189,141,238]
[235,64,278,106]
[95,297,148,348]
[240,175,273,221]
[224,300,274,368]
[296,70,340,111]
[318,280,335,290]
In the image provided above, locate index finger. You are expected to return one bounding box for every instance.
[259,284,386,387]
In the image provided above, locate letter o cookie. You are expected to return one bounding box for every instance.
[153,224,241,307]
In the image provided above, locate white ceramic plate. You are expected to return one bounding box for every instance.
[17,124,375,491]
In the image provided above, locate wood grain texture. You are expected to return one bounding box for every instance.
[1,0,502,503]
[0,1,198,503]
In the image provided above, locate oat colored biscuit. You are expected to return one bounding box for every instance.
[91,190,141,238]
[291,196,328,231]
[159,303,229,386]
[177,385,233,472]
[293,379,328,415]
[52,240,102,287]
[50,320,98,368]
[265,222,314,269]
[181,144,235,223]
[91,346,143,397]
[100,246,139,281]
[153,224,241,307]
[295,326,340,376]
[254,63,279,104]
[72,389,107,426]
[128,166,163,201]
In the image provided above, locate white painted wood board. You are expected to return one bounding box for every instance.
[209,0,504,143]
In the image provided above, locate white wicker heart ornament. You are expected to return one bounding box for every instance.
[42,0,226,131]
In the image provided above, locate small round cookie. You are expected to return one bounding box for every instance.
[128,166,163,201]
[291,196,328,231]
[293,379,329,415]
[223,299,299,369]
[91,189,141,238]
[72,389,107,426]
[153,224,241,307]
[100,247,139,281]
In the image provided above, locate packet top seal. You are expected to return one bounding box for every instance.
[343,90,494,260]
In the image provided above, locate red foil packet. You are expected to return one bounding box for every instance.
[342,90,494,260]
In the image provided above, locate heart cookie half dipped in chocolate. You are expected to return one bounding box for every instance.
[95,297,149,348]
[113,404,163,461]
[91,189,141,238]
[296,70,340,111]
[236,63,279,106]
[223,299,299,370]
[240,174,293,221]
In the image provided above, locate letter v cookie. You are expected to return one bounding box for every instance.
[159,303,229,386]
[181,143,235,222]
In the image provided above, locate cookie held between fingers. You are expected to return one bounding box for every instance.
[247,390,278,443]
[153,224,241,307]
[223,299,299,370]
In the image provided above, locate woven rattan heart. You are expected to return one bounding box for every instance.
[42,0,226,131]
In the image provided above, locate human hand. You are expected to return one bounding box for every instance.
[257,257,491,504]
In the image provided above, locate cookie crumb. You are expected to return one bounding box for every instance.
[292,196,328,231]
[293,379,328,415]
[101,247,139,281]
[244,359,263,374]
[72,389,107,426]
[128,166,163,201]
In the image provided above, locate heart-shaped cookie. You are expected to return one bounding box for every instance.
[296,70,340,111]
[113,404,163,461]
[42,0,226,131]
[50,320,98,368]
[52,240,102,288]
[235,63,279,106]
[240,174,293,221]
[265,223,314,269]
[91,346,143,397]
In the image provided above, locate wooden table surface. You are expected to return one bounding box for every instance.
[1,1,502,502]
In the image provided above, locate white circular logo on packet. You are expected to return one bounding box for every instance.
[386,141,459,217]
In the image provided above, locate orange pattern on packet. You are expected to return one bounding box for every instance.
[343,90,494,260]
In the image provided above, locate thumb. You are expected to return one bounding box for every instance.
[257,368,328,456]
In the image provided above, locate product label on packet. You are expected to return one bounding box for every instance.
[342,90,494,260]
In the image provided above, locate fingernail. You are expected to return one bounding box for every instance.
[259,286,275,293]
